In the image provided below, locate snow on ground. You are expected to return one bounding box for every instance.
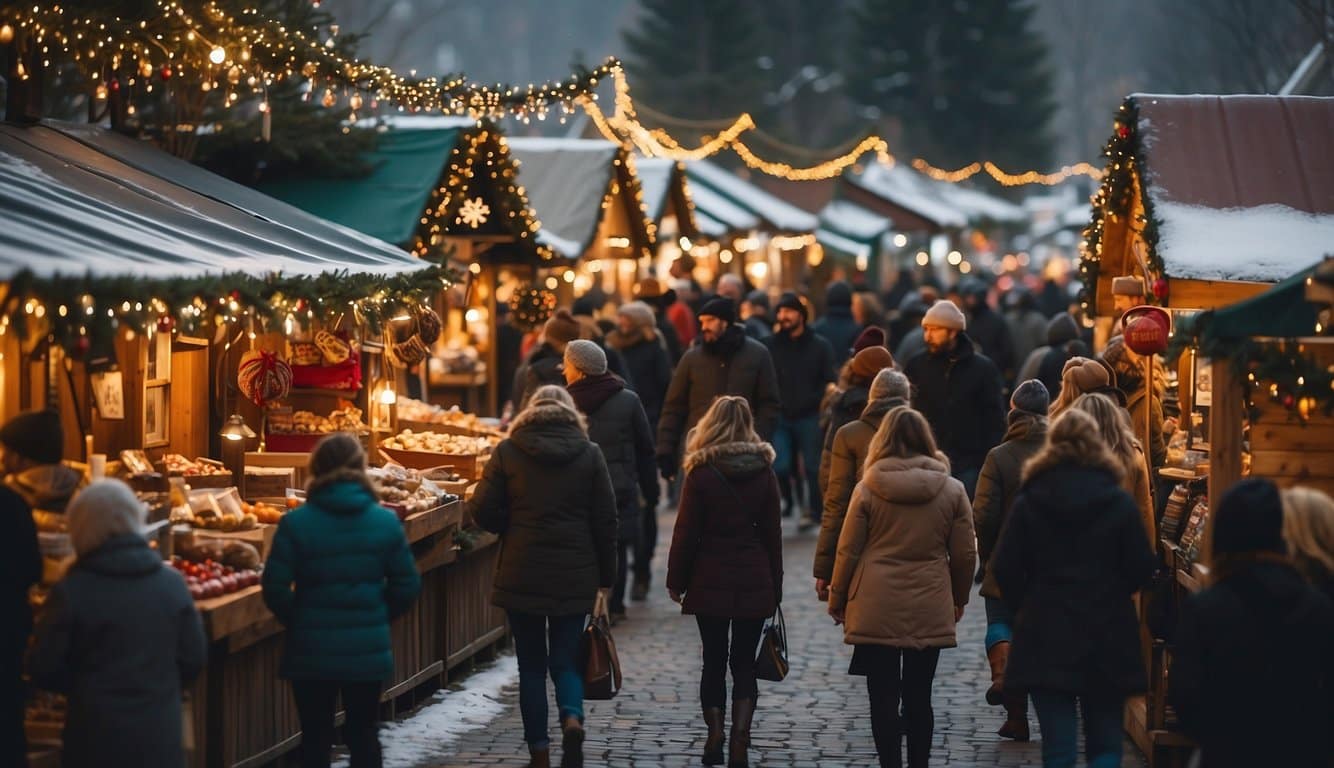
[333,655,519,768]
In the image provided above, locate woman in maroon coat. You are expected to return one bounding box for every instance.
[667,396,782,768]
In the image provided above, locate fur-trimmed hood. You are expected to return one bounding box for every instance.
[507,402,591,464]
[684,439,775,477]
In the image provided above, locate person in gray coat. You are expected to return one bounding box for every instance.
[564,340,658,621]
[656,297,782,479]
[28,480,207,768]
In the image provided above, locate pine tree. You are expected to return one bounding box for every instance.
[622,0,768,122]
[847,0,1057,171]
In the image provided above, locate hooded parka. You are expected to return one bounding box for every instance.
[568,373,658,541]
[972,412,1047,598]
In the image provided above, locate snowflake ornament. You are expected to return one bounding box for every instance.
[459,197,490,228]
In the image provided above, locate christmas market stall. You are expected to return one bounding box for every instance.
[0,121,512,768]
[633,156,702,263]
[816,198,894,290]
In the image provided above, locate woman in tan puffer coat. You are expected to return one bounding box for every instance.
[828,406,977,768]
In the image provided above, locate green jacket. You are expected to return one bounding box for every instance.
[262,479,420,681]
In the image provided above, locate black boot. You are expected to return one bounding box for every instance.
[631,578,649,602]
[703,706,726,765]
[526,745,550,768]
[727,698,755,768]
[560,716,584,768]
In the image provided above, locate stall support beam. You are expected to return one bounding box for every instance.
[1208,358,1244,504]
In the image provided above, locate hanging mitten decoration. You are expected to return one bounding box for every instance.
[237,349,293,406]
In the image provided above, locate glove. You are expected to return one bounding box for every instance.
[657,454,677,480]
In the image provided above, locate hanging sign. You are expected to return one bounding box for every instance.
[90,370,125,420]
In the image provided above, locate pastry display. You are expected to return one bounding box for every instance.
[397,398,502,435]
[163,454,229,476]
[382,429,494,455]
[368,465,453,516]
[269,406,367,434]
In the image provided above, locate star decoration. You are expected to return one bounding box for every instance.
[459,197,490,228]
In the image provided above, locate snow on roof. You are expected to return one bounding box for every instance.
[847,163,968,228]
[688,181,760,232]
[634,157,676,222]
[819,199,892,241]
[357,115,480,131]
[507,137,621,258]
[695,210,729,237]
[686,161,817,232]
[816,227,873,259]
[1153,200,1334,282]
[942,184,1029,224]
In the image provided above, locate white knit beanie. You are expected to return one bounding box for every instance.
[563,339,608,376]
[617,301,656,330]
[921,300,967,331]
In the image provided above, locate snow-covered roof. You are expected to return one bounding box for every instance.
[686,161,818,232]
[695,210,730,238]
[819,199,892,241]
[358,115,479,131]
[688,181,761,232]
[507,137,622,258]
[816,227,873,260]
[846,163,968,228]
[634,157,676,222]
[942,184,1028,224]
[1153,201,1334,282]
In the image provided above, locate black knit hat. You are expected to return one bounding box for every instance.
[774,291,806,320]
[0,409,64,464]
[697,296,737,324]
[744,289,770,312]
[1010,379,1050,416]
[1212,477,1286,558]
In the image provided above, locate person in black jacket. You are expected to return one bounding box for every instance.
[565,341,658,622]
[1171,479,1334,768]
[765,292,836,530]
[467,385,618,768]
[495,302,525,412]
[904,301,1005,499]
[512,309,584,413]
[959,277,1015,385]
[992,409,1156,768]
[741,290,773,341]
[1015,312,1088,400]
[1,410,56,767]
[812,281,861,369]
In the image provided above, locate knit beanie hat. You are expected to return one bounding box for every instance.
[0,409,63,464]
[1061,356,1110,394]
[1011,379,1051,416]
[744,289,770,313]
[67,479,147,558]
[543,309,582,347]
[922,300,967,331]
[1212,477,1286,557]
[869,369,910,402]
[697,296,737,324]
[563,339,608,376]
[852,326,886,354]
[850,345,894,379]
[616,301,656,330]
[774,291,806,320]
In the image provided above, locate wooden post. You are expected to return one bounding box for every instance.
[1208,358,1244,504]
[481,261,499,418]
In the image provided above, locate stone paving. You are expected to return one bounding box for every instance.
[432,508,1148,767]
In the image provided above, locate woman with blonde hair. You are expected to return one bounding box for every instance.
[992,409,1156,768]
[1072,392,1155,543]
[667,396,782,768]
[468,384,617,768]
[1282,486,1334,604]
[829,406,976,768]
[1046,356,1112,419]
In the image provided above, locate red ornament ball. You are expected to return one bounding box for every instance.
[157,315,174,333]
[109,78,120,92]
[74,336,91,357]
[160,65,172,80]
[1116,123,1130,139]
[1151,278,1169,301]
[1283,394,1296,409]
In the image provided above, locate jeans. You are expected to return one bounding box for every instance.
[291,679,383,768]
[953,465,981,502]
[508,611,586,749]
[772,414,823,516]
[984,597,1014,649]
[1029,690,1125,768]
[695,616,765,708]
[610,538,632,613]
[865,647,941,768]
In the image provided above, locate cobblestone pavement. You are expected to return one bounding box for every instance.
[434,509,1148,767]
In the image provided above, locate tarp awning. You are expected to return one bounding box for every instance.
[1186,259,1330,344]
[506,137,621,258]
[688,182,760,234]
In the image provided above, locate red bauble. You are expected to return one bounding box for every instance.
[294,298,307,312]
[160,65,172,80]
[1116,123,1130,139]
[1283,394,1296,409]
[157,315,175,333]
[74,336,91,357]
[1151,277,1169,301]
[108,78,120,92]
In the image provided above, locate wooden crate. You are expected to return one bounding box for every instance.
[379,447,485,478]
[399,418,501,439]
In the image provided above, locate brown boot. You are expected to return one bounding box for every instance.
[526,745,551,768]
[559,716,584,768]
[985,642,1010,706]
[997,691,1030,742]
[703,706,726,765]
[728,698,755,768]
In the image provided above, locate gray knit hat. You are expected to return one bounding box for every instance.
[563,339,608,376]
[869,369,910,402]
[922,299,967,330]
[616,300,656,330]
[1011,379,1050,416]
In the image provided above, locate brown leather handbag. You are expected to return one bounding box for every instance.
[581,591,623,700]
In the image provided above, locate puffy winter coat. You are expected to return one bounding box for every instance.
[813,395,906,581]
[512,342,565,412]
[606,328,673,429]
[967,305,1016,380]
[817,378,871,492]
[467,402,618,616]
[904,333,1006,475]
[972,412,1047,599]
[263,478,421,681]
[1171,560,1334,768]
[812,282,861,368]
[656,324,782,460]
[765,328,836,419]
[667,441,782,619]
[1,484,40,653]
[992,460,1156,695]
[568,373,658,541]
[28,533,207,768]
[829,454,976,649]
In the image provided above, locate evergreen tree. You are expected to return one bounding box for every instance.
[622,0,768,122]
[847,0,1057,171]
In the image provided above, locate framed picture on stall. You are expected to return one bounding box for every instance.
[144,384,169,447]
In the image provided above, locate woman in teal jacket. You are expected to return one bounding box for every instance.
[262,433,421,768]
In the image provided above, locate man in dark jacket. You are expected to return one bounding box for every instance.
[905,300,1005,498]
[812,281,860,368]
[1170,478,1334,768]
[511,309,583,413]
[741,289,773,341]
[1,410,55,767]
[657,297,782,479]
[1016,312,1088,400]
[564,341,658,621]
[764,292,836,530]
[959,277,1015,384]
[971,380,1050,742]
